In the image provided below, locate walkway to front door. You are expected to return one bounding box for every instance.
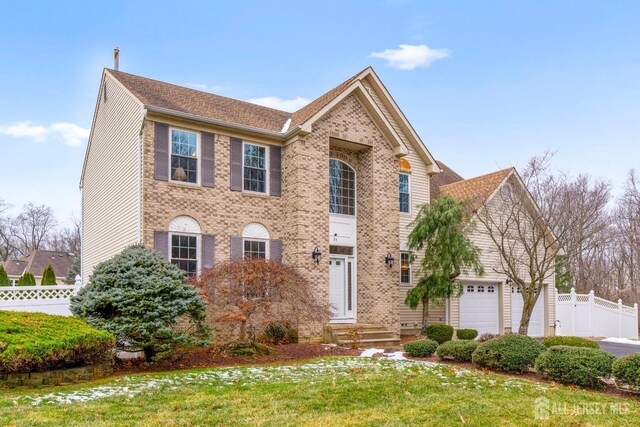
[329,256,355,321]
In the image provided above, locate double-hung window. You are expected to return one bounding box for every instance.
[400,252,411,284]
[171,129,198,184]
[243,143,267,193]
[171,234,199,277]
[244,239,267,259]
[399,173,410,213]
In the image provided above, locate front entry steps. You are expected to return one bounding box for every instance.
[323,323,400,348]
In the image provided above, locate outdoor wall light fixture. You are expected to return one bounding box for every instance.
[506,276,513,285]
[385,253,395,268]
[311,247,322,264]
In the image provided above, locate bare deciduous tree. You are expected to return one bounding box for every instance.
[47,214,81,255]
[12,203,57,256]
[476,153,565,335]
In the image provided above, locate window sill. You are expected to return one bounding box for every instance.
[241,191,270,198]
[167,181,204,191]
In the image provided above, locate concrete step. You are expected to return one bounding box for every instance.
[332,330,396,340]
[337,337,401,347]
[326,324,388,331]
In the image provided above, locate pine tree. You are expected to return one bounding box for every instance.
[405,195,485,328]
[70,245,210,362]
[0,265,10,286]
[17,272,36,286]
[65,257,80,284]
[41,264,58,285]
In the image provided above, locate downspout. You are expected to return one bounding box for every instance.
[138,108,148,243]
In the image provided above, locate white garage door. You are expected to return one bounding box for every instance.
[511,286,545,337]
[459,283,500,335]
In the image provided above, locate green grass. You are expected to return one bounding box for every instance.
[0,357,638,426]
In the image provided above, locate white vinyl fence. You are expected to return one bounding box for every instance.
[556,288,638,339]
[0,283,82,316]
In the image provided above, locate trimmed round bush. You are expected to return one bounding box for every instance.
[612,353,640,391]
[436,340,480,362]
[541,336,599,349]
[0,311,115,374]
[478,333,499,342]
[535,346,616,389]
[456,328,478,340]
[425,324,454,344]
[472,334,545,373]
[404,339,439,357]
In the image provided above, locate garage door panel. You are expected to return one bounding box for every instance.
[459,283,500,335]
[511,286,545,337]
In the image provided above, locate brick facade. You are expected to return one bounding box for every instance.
[141,93,403,342]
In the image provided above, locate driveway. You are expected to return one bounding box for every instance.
[597,341,640,357]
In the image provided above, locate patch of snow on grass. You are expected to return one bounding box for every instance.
[360,348,385,357]
[602,337,640,345]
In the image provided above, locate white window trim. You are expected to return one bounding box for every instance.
[242,141,269,195]
[169,232,201,276]
[169,127,201,186]
[329,158,357,217]
[242,238,270,260]
[399,172,411,215]
[400,251,412,285]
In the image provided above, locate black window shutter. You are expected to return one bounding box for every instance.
[154,122,169,181]
[201,132,215,187]
[202,234,215,270]
[269,146,282,196]
[270,239,282,263]
[230,137,243,191]
[230,236,243,259]
[153,231,169,261]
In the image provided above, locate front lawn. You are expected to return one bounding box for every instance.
[1,357,638,426]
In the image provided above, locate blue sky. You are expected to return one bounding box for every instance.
[1,1,638,223]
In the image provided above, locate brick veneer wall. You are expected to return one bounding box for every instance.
[142,93,401,342]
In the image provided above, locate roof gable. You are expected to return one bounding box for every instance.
[440,168,513,211]
[1,250,76,278]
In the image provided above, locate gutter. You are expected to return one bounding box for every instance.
[144,105,301,140]
[138,108,148,243]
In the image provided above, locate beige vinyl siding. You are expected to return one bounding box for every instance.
[449,177,557,336]
[361,80,442,332]
[81,72,144,284]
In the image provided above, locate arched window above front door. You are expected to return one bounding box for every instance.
[329,159,355,216]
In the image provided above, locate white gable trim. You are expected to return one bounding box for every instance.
[296,80,410,156]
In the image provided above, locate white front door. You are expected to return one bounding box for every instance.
[459,283,500,335]
[329,257,355,321]
[511,286,545,337]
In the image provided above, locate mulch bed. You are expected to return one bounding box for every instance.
[115,344,361,375]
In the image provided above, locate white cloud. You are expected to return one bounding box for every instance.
[246,96,310,112]
[49,123,90,147]
[186,83,229,92]
[370,44,450,70]
[0,121,50,142]
[0,120,89,147]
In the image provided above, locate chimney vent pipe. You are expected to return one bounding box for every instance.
[114,47,120,71]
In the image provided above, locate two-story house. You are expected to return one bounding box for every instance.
[81,66,442,343]
[82,66,558,343]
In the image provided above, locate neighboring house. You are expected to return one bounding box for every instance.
[401,163,557,337]
[1,250,76,286]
